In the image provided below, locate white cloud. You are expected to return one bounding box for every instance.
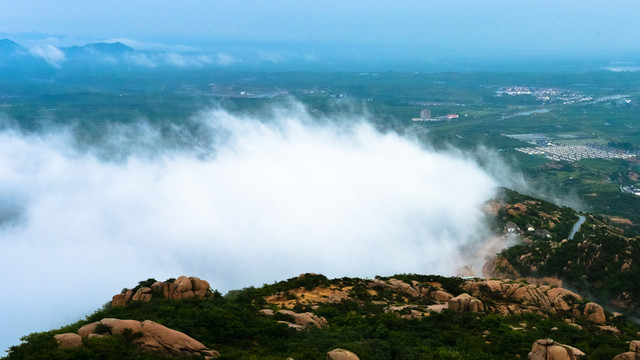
[217,52,240,66]
[124,53,158,68]
[0,104,500,351]
[28,44,65,67]
[163,52,212,67]
[257,51,286,63]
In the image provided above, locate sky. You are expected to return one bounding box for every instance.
[2,0,640,60]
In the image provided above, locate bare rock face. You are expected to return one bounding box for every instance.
[612,340,640,360]
[132,287,153,302]
[462,279,583,317]
[613,352,639,360]
[432,290,453,302]
[78,318,143,337]
[139,320,218,358]
[66,318,219,358]
[583,302,606,324]
[327,348,360,360]
[111,289,134,307]
[528,339,581,360]
[54,333,82,349]
[111,276,211,307]
[370,278,427,299]
[192,277,210,298]
[448,293,484,313]
[262,309,328,330]
[166,276,195,300]
[387,279,420,298]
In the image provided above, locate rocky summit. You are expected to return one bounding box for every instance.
[4,273,640,359]
[112,275,211,306]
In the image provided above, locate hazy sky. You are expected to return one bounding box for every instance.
[2,0,640,58]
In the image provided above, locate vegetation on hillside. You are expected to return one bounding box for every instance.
[495,189,640,313]
[4,274,640,360]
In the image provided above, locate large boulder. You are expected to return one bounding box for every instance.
[327,348,359,360]
[192,277,210,298]
[132,287,153,302]
[67,318,218,358]
[583,302,606,324]
[613,352,639,360]
[528,339,582,360]
[277,310,328,329]
[54,333,82,349]
[612,340,640,360]
[387,279,420,298]
[111,289,134,307]
[164,276,211,300]
[432,290,453,302]
[165,276,195,300]
[448,293,484,313]
[112,276,211,307]
[461,279,583,317]
[78,318,143,337]
[139,320,218,358]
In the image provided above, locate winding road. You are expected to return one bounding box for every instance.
[568,215,586,240]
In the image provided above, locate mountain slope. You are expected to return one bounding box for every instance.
[4,274,640,360]
[490,189,640,314]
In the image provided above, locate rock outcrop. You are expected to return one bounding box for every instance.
[528,339,583,360]
[260,309,328,330]
[462,279,584,317]
[612,340,640,360]
[262,277,604,323]
[53,333,82,349]
[448,293,484,313]
[327,348,360,360]
[583,302,606,324]
[112,276,211,307]
[58,318,218,358]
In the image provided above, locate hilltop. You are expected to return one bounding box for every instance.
[4,273,640,360]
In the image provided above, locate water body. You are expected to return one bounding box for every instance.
[568,215,586,240]
[515,108,550,116]
[499,108,550,120]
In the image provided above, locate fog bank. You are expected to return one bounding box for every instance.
[0,105,499,351]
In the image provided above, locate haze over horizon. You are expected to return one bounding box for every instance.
[2,0,640,65]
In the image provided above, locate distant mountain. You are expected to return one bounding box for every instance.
[0,39,27,54]
[0,39,32,66]
[63,42,134,58]
[0,38,52,74]
[0,39,214,71]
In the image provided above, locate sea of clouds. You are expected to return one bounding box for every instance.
[0,103,503,352]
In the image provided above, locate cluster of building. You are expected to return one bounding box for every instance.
[495,86,588,104]
[496,86,532,96]
[411,109,459,122]
[504,221,551,238]
[515,144,636,162]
